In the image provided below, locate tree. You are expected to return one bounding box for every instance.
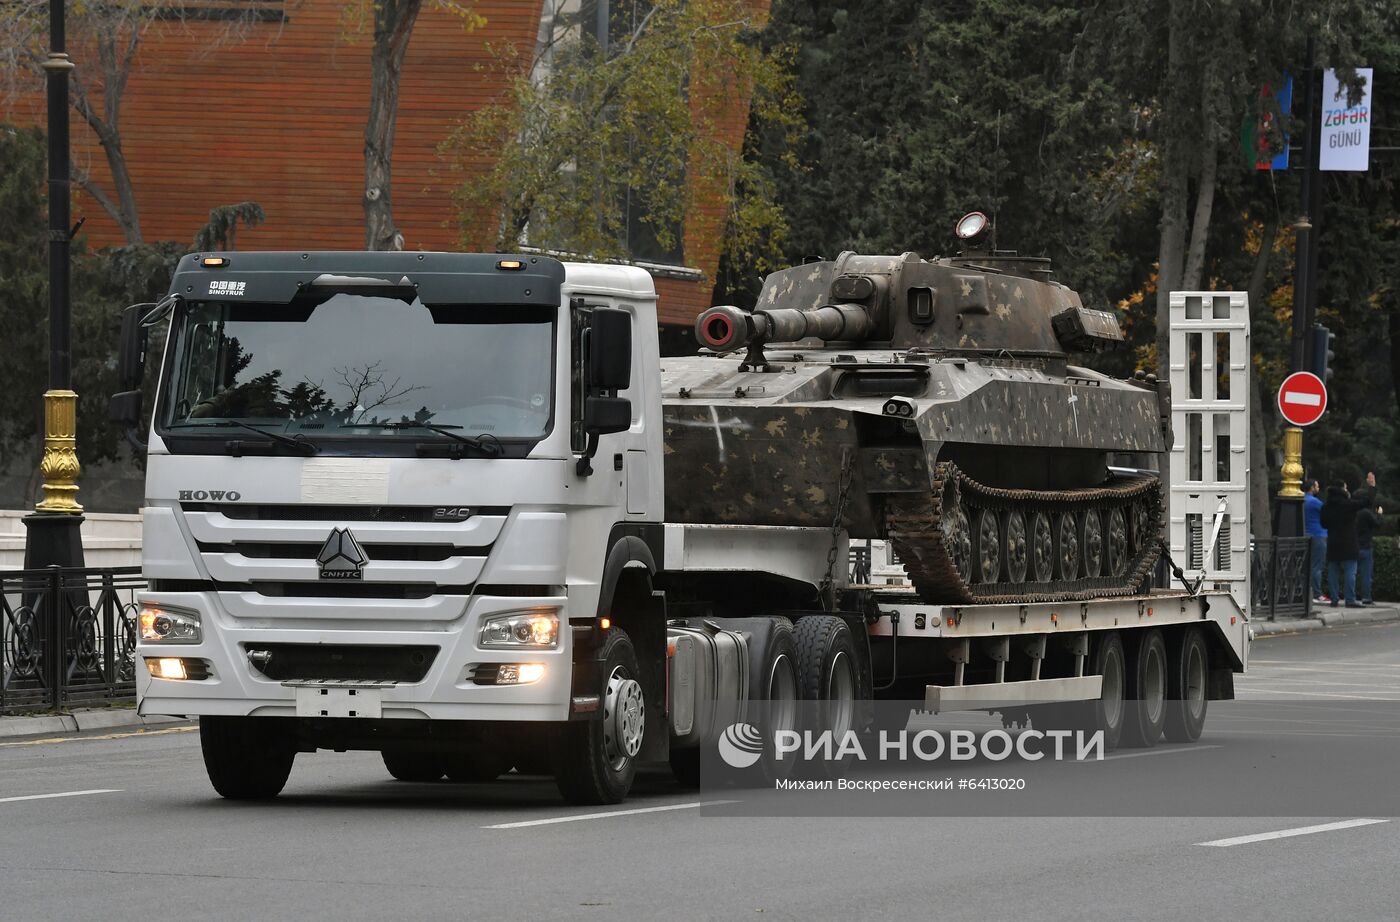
[443,0,799,274]
[344,0,484,251]
[0,1,267,245]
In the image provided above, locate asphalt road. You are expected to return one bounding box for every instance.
[3,624,1400,921]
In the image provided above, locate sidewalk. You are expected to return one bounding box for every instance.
[1251,601,1400,637]
[0,707,189,739]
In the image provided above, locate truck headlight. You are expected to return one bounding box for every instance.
[480,609,560,649]
[138,604,201,644]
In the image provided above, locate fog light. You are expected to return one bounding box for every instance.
[495,663,545,685]
[150,657,187,680]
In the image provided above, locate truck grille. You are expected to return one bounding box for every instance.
[246,643,438,682]
[182,503,508,522]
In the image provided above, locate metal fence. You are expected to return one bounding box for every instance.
[1251,536,1312,620]
[1,566,143,713]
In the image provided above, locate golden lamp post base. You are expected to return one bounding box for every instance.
[35,389,83,514]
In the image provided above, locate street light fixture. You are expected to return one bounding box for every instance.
[23,0,86,571]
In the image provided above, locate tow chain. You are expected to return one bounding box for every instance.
[819,448,855,610]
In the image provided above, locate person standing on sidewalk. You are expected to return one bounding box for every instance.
[1356,501,1382,606]
[1305,479,1329,602]
[1320,471,1377,608]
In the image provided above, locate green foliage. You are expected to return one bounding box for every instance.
[1371,536,1400,602]
[443,0,801,275]
[192,202,266,252]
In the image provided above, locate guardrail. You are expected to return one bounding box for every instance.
[1251,536,1312,621]
[1,566,143,713]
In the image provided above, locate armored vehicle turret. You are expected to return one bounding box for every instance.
[660,216,1168,604]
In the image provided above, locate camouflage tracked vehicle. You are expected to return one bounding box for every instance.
[660,214,1170,604]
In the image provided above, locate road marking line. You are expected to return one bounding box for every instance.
[0,725,197,748]
[485,800,738,829]
[0,789,122,804]
[1252,660,1400,668]
[1084,744,1221,762]
[1197,818,1389,847]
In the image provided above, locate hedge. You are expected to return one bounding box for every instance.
[1372,536,1400,602]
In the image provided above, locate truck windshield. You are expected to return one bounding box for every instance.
[159,295,555,442]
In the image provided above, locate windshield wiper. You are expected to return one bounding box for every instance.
[338,421,502,457]
[171,420,319,455]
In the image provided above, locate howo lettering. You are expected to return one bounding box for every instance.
[112,229,1250,804]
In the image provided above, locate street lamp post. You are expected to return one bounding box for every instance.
[23,0,86,571]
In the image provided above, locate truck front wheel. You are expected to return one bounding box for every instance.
[553,628,644,804]
[200,716,296,800]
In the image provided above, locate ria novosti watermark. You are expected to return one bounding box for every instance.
[718,722,1104,770]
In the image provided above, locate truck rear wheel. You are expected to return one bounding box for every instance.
[1036,630,1125,752]
[1121,628,1168,748]
[553,628,644,805]
[794,615,859,743]
[1163,627,1209,743]
[382,751,445,782]
[200,716,296,800]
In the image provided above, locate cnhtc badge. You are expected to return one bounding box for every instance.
[317,528,367,580]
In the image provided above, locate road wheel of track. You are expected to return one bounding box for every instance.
[1055,512,1081,580]
[1122,628,1168,748]
[443,750,512,783]
[974,508,1002,584]
[1081,509,1104,578]
[1163,627,1209,743]
[1030,512,1054,582]
[552,628,644,804]
[1004,510,1029,584]
[200,716,296,800]
[382,750,446,782]
[1106,508,1129,577]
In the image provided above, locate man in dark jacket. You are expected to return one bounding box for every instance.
[1356,501,1382,606]
[1320,471,1377,608]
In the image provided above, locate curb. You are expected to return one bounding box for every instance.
[0,709,191,739]
[1252,604,1400,637]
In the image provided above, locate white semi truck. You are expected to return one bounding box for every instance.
[112,251,1250,804]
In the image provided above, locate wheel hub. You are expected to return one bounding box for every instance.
[604,668,645,770]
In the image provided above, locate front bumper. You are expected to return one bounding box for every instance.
[135,591,573,721]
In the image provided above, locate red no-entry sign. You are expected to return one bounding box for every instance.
[1277,371,1328,427]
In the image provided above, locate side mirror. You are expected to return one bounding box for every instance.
[587,307,632,391]
[109,389,142,427]
[584,395,631,435]
[117,303,149,390]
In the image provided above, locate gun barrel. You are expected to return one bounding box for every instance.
[696,303,873,353]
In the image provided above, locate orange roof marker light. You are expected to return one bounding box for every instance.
[497,259,525,270]
[201,256,228,267]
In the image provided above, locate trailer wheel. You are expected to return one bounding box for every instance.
[1121,628,1168,748]
[1041,631,1126,752]
[1163,627,1209,743]
[553,628,644,804]
[382,751,445,782]
[200,716,296,800]
[444,751,512,783]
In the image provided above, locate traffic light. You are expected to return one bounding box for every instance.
[1308,324,1336,381]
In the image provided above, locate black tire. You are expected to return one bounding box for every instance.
[382,750,446,782]
[752,618,801,781]
[1034,631,1125,752]
[794,616,860,778]
[1163,627,1209,743]
[443,750,512,783]
[1122,628,1168,748]
[552,628,645,805]
[200,716,296,800]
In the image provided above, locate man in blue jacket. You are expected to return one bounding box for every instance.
[1304,478,1328,601]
